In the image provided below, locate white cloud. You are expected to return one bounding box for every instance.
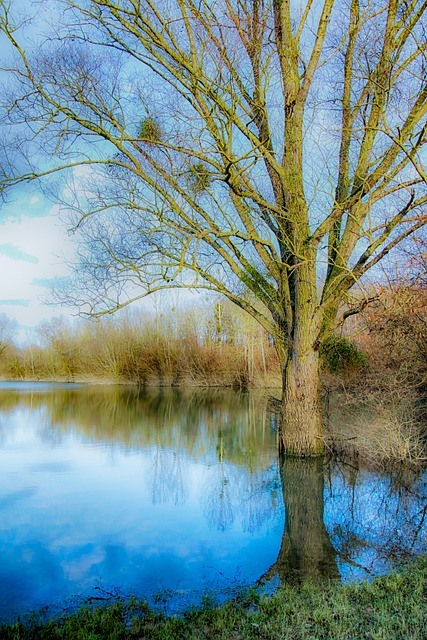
[0,202,77,331]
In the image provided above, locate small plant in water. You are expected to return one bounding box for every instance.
[200,592,218,608]
[152,588,174,606]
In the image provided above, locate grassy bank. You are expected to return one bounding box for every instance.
[2,557,426,639]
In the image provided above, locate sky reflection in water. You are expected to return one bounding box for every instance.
[0,383,426,622]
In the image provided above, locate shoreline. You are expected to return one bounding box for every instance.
[1,556,426,639]
[1,380,425,468]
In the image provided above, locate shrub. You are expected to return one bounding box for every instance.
[321,335,368,375]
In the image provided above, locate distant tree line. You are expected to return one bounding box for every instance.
[0,300,279,387]
[1,286,427,402]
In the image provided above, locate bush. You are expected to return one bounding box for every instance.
[321,335,368,375]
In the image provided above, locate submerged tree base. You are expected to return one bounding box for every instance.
[1,557,426,639]
[278,350,325,457]
[277,412,325,458]
[278,431,325,458]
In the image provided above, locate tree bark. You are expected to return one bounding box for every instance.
[278,319,324,456]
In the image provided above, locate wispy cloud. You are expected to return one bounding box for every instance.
[0,299,31,307]
[31,276,67,289]
[0,191,51,224]
[0,210,49,224]
[0,243,39,264]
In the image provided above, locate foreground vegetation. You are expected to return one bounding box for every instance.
[1,557,426,639]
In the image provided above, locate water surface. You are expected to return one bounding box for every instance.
[0,383,426,622]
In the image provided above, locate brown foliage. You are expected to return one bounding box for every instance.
[357,284,427,400]
[0,302,281,388]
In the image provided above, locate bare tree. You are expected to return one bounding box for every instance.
[0,312,17,356]
[1,0,426,454]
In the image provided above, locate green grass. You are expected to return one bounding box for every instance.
[1,558,426,639]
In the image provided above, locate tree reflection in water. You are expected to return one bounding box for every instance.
[325,462,427,580]
[258,457,427,587]
[204,430,235,531]
[0,382,426,609]
[260,458,339,584]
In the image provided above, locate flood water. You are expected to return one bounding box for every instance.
[0,383,426,623]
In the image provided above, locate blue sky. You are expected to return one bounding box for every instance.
[0,187,75,340]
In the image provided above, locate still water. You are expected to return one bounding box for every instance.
[0,383,426,622]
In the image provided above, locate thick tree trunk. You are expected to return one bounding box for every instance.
[279,341,324,456]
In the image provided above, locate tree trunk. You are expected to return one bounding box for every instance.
[279,338,324,456]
